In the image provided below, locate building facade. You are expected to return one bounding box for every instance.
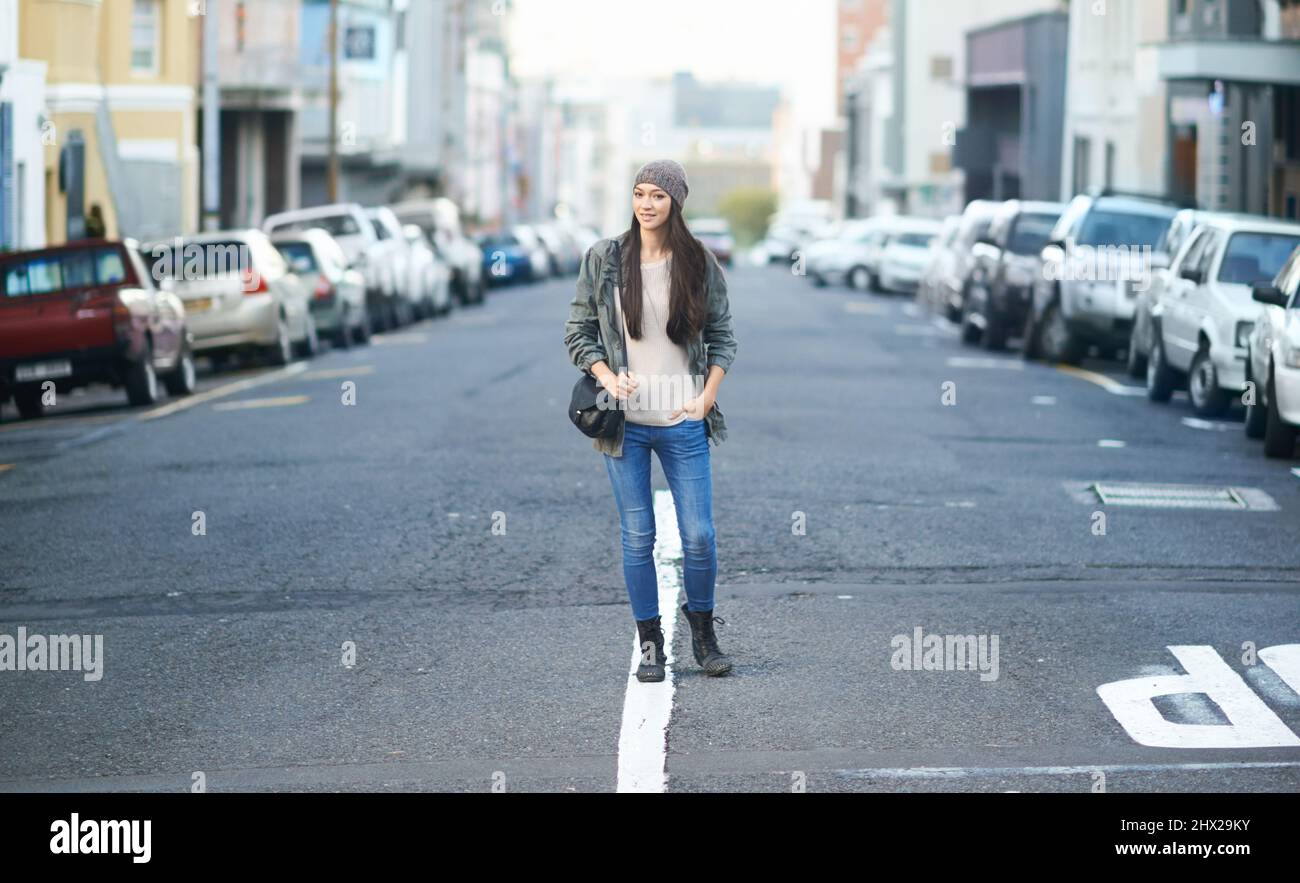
[0,0,47,249]
[1156,0,1300,217]
[1060,0,1170,200]
[21,0,199,244]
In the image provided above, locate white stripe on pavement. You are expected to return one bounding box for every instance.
[139,361,309,421]
[616,488,682,793]
[838,760,1300,780]
[1055,365,1146,396]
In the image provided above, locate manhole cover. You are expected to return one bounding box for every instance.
[1066,482,1279,511]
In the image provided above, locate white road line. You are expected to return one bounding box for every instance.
[139,361,309,421]
[1181,417,1236,431]
[372,332,428,345]
[1055,365,1146,396]
[1290,468,1300,480]
[299,365,375,381]
[946,356,1024,370]
[1097,439,1127,448]
[616,488,682,793]
[211,395,309,412]
[844,301,888,315]
[1031,396,1057,406]
[838,761,1300,780]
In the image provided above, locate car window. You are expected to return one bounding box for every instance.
[896,232,935,248]
[1193,230,1221,277]
[2,248,131,297]
[1173,228,1207,272]
[1050,196,1091,242]
[277,242,319,274]
[1076,210,1172,249]
[1217,232,1300,286]
[1007,213,1059,256]
[270,214,360,237]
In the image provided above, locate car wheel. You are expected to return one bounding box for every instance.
[163,341,197,397]
[810,272,827,288]
[294,315,320,359]
[14,385,44,420]
[265,314,293,366]
[1146,333,1179,403]
[848,267,870,291]
[1125,323,1148,379]
[1244,369,1267,440]
[1021,309,1041,361]
[1188,346,1230,418]
[333,308,353,350]
[125,341,161,407]
[1039,302,1083,365]
[1263,370,1298,458]
[959,305,981,346]
[982,312,1007,351]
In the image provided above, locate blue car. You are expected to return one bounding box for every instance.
[476,233,534,286]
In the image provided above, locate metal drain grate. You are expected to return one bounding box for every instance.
[1092,482,1246,509]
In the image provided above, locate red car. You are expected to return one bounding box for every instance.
[0,239,196,420]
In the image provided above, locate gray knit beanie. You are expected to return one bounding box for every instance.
[634,159,689,208]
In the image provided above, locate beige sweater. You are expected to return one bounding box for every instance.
[613,255,703,426]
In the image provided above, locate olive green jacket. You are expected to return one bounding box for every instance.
[563,233,737,457]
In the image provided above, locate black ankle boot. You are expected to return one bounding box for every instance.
[634,615,667,682]
[680,603,732,676]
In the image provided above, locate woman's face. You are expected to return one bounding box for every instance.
[633,183,671,232]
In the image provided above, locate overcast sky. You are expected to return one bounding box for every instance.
[507,0,838,128]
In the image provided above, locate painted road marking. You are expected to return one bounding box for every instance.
[1181,417,1237,431]
[212,395,309,412]
[372,332,428,345]
[1097,439,1126,448]
[617,488,681,794]
[0,464,12,473]
[845,301,888,315]
[1032,396,1057,406]
[900,303,922,318]
[838,760,1300,780]
[894,324,945,337]
[140,361,309,421]
[1097,645,1300,748]
[1064,481,1279,511]
[299,365,376,381]
[946,356,1024,370]
[1056,365,1146,396]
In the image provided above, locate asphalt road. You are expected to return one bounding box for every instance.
[1,262,1298,792]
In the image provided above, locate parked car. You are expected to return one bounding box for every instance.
[917,216,961,314]
[366,207,421,326]
[1245,245,1300,457]
[512,225,552,281]
[391,198,486,306]
[477,232,535,285]
[935,200,1002,322]
[959,200,1066,349]
[271,228,371,348]
[804,217,894,290]
[1146,215,1300,417]
[402,224,453,318]
[532,222,583,276]
[0,239,195,419]
[263,203,400,332]
[877,218,946,295]
[690,217,735,266]
[1024,191,1180,365]
[1126,208,1222,377]
[142,229,318,367]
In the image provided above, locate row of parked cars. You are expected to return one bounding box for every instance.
[0,197,596,421]
[794,188,1300,460]
[472,221,598,287]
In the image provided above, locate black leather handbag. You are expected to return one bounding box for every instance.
[569,239,627,439]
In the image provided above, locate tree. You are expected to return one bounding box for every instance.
[715,187,778,247]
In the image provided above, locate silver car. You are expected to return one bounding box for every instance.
[271,228,371,348]
[142,229,317,367]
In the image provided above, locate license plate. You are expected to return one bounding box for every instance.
[186,297,213,313]
[15,360,73,382]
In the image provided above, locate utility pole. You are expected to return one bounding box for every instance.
[327,0,340,202]
[201,0,221,230]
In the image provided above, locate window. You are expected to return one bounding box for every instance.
[1104,142,1116,189]
[1218,232,1300,285]
[1072,136,1092,196]
[1176,229,1210,274]
[131,0,160,74]
[931,56,954,80]
[1076,210,1174,250]
[2,248,130,297]
[1008,214,1060,255]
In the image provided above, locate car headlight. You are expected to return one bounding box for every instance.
[1284,337,1300,370]
[1235,321,1254,349]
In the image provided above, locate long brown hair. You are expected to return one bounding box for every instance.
[618,197,711,344]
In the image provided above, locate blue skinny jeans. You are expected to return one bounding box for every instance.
[603,418,718,621]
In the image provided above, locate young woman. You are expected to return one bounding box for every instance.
[563,159,738,683]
